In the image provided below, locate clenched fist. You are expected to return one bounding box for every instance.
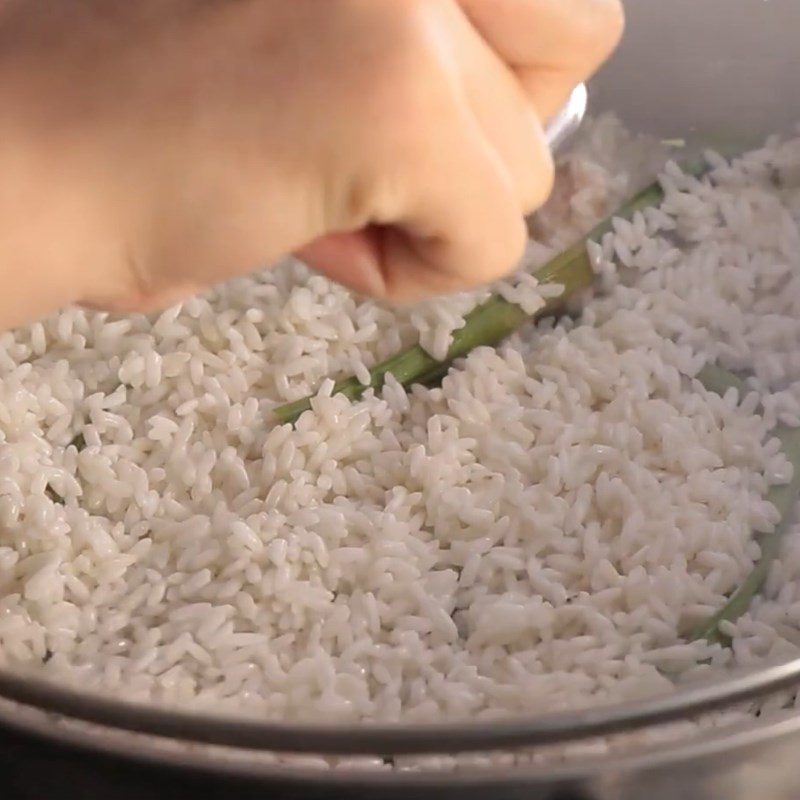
[0,0,623,329]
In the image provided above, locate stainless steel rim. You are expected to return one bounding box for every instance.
[3,676,800,790]
[1,657,800,755]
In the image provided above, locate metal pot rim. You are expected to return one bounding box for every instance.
[3,667,800,787]
[1,656,799,758]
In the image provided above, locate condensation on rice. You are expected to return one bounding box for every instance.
[0,116,799,746]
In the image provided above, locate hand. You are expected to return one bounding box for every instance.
[0,0,623,329]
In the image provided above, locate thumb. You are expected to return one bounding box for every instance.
[296,229,387,297]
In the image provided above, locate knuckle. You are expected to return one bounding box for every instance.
[339,13,451,147]
[350,0,435,69]
[600,0,626,51]
[558,0,625,68]
[583,0,625,60]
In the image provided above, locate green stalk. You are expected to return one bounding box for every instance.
[690,365,800,645]
[274,178,677,425]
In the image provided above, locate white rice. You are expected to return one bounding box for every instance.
[0,115,800,754]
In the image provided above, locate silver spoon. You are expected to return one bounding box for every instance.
[545,83,588,155]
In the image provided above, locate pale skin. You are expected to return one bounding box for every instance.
[0,0,623,331]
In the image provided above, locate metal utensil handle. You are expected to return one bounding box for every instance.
[545,83,588,154]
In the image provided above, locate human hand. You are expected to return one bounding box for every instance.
[0,0,623,329]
